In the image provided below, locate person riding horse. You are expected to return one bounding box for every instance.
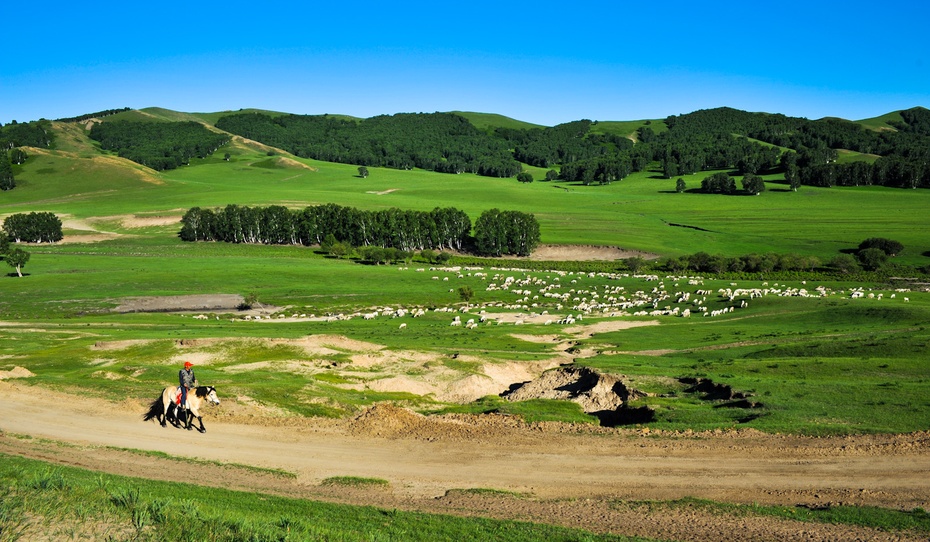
[178,361,197,415]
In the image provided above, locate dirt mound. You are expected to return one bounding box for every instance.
[349,404,433,438]
[0,366,34,380]
[503,367,650,425]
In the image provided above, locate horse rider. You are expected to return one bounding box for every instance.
[178,361,197,414]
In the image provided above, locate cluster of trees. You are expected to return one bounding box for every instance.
[0,212,60,277]
[88,121,229,171]
[799,156,929,189]
[658,251,823,274]
[473,209,540,257]
[2,212,63,243]
[180,203,540,257]
[216,112,522,177]
[699,172,765,195]
[180,204,473,252]
[0,119,53,191]
[650,237,904,276]
[1,119,52,149]
[499,120,634,168]
[661,106,930,190]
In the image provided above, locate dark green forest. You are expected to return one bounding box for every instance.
[215,112,522,177]
[87,121,229,171]
[211,107,930,189]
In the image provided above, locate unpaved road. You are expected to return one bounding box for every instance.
[1,380,928,541]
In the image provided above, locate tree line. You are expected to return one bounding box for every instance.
[88,121,229,171]
[180,204,539,257]
[216,112,522,178]
[55,108,132,123]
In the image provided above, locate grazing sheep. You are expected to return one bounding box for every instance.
[399,323,407,330]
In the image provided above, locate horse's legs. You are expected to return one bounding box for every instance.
[160,400,168,427]
[196,416,206,433]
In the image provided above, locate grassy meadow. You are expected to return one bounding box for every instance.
[1,112,929,434]
[2,110,930,539]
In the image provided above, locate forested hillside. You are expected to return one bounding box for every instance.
[215,112,522,177]
[4,105,929,199]
[211,106,930,190]
[87,121,229,171]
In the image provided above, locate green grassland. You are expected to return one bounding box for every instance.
[7,120,930,264]
[2,110,930,539]
[451,111,544,132]
[1,113,929,437]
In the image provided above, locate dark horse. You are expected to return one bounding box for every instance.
[143,385,220,433]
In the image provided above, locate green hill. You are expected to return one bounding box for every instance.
[449,111,543,131]
[856,110,905,131]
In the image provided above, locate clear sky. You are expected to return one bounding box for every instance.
[2,0,928,126]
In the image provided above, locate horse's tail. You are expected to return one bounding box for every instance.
[142,396,163,421]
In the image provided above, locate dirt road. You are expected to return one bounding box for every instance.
[1,380,927,541]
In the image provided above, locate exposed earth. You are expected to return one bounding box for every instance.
[1,379,928,541]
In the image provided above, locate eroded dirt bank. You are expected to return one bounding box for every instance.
[1,381,928,541]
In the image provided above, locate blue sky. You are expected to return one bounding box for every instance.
[2,1,928,126]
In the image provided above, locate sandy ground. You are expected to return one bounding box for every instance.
[523,244,659,261]
[1,380,928,541]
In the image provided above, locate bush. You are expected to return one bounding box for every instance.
[858,238,903,256]
[857,248,888,271]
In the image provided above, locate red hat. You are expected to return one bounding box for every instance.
[184,361,193,368]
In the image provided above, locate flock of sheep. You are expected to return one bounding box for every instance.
[185,265,919,330]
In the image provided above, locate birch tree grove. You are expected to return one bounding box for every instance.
[179,203,540,257]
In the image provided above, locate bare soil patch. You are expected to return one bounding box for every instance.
[112,294,246,313]
[1,380,928,542]
[522,244,660,261]
[114,214,183,228]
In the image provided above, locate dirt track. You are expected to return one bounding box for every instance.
[1,380,928,541]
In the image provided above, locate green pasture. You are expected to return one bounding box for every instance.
[4,122,930,265]
[1,117,930,435]
[2,236,929,434]
[452,111,544,131]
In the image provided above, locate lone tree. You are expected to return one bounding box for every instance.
[741,173,766,195]
[358,166,369,178]
[675,178,686,193]
[5,247,30,277]
[516,171,533,183]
